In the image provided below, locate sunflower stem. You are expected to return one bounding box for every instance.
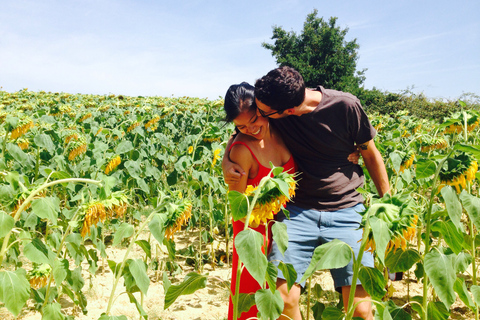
[422,150,453,319]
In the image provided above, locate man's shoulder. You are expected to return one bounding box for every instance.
[318,86,360,106]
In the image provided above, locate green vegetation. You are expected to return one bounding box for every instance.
[0,89,480,319]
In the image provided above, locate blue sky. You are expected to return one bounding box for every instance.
[1,0,479,101]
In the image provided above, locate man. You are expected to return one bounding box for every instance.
[223,66,389,319]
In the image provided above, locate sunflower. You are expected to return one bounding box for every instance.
[211,148,221,167]
[81,202,107,237]
[145,115,160,131]
[127,121,142,133]
[28,264,52,289]
[362,194,418,254]
[244,172,296,226]
[10,119,34,139]
[68,142,87,161]
[17,138,29,150]
[164,201,193,240]
[105,155,121,174]
[393,151,415,173]
[79,112,92,122]
[64,133,79,144]
[420,136,448,153]
[438,152,478,193]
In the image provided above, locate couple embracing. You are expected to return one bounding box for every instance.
[222,66,390,320]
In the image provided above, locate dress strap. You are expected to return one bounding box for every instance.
[229,141,262,166]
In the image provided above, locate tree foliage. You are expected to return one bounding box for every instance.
[262,9,366,95]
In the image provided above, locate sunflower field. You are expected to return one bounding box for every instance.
[1,89,480,320]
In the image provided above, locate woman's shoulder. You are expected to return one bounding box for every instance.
[230,134,256,163]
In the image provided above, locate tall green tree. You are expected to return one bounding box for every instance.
[262,9,366,95]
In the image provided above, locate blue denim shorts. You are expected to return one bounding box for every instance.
[268,203,374,289]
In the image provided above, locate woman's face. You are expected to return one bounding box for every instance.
[233,109,269,140]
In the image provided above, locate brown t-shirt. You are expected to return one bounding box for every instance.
[271,86,376,211]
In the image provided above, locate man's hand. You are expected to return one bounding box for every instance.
[222,158,246,186]
[348,149,360,164]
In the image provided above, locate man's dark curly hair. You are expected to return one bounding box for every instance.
[254,66,306,111]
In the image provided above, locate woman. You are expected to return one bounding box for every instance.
[223,82,298,320]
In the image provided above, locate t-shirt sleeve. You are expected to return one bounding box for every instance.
[348,98,376,144]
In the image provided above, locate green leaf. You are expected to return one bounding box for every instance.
[135,240,151,260]
[459,191,480,230]
[389,151,402,173]
[368,216,390,265]
[235,229,268,287]
[126,291,148,319]
[312,301,326,320]
[0,211,15,237]
[116,140,134,154]
[24,238,52,265]
[427,301,450,320]
[454,143,480,159]
[424,248,456,309]
[32,197,60,224]
[53,259,68,289]
[321,306,345,320]
[162,272,171,295]
[6,143,34,168]
[431,220,464,254]
[454,251,472,273]
[471,285,480,308]
[277,262,297,291]
[34,133,55,151]
[228,190,249,221]
[385,248,421,273]
[128,259,150,295]
[255,289,283,320]
[112,222,134,247]
[237,293,256,317]
[271,222,288,256]
[164,272,207,309]
[265,262,278,294]
[453,278,475,311]
[42,302,65,320]
[415,159,437,179]
[300,239,352,283]
[358,266,386,301]
[441,186,464,232]
[0,269,30,316]
[148,213,167,244]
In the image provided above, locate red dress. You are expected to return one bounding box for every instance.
[227,141,297,320]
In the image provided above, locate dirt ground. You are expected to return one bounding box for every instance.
[0,229,474,320]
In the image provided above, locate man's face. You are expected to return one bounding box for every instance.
[255,98,288,119]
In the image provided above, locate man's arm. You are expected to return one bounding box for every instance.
[357,140,390,197]
[222,135,246,186]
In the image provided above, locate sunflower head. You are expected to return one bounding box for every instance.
[362,193,418,254]
[438,152,478,193]
[243,168,297,226]
[164,200,193,240]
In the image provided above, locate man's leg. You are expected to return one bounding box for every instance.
[268,205,321,320]
[319,204,375,319]
[341,285,373,320]
[276,279,302,320]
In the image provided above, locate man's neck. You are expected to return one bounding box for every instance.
[294,89,322,115]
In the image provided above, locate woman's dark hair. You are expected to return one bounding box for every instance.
[254,66,305,111]
[224,82,257,123]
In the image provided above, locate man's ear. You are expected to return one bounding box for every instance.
[286,108,296,115]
